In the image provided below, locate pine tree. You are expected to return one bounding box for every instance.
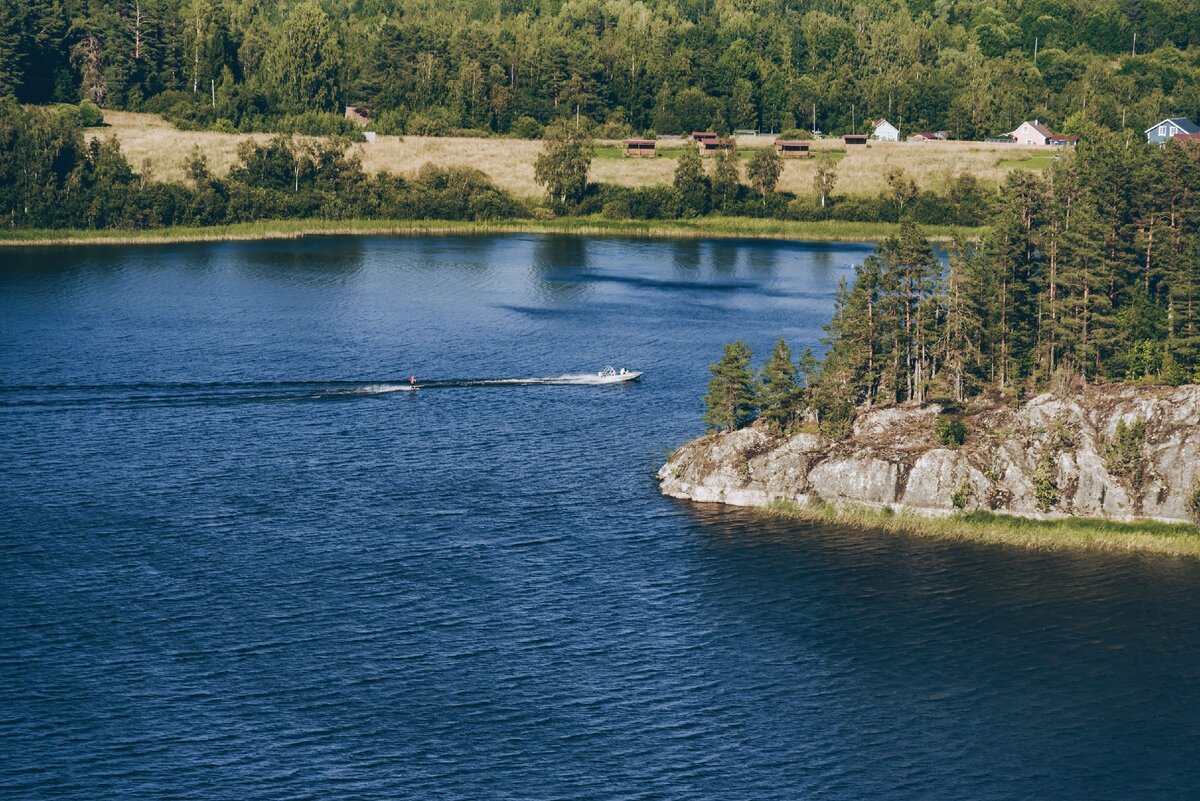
[798,347,820,391]
[820,259,885,406]
[703,341,756,432]
[942,235,988,401]
[1058,199,1114,379]
[758,338,801,433]
[988,170,1045,391]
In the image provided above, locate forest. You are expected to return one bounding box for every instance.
[1,0,1199,139]
[702,133,1200,430]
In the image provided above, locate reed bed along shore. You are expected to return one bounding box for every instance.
[764,499,1200,557]
[95,111,1051,199]
[0,217,985,248]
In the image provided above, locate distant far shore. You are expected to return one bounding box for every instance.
[0,217,984,248]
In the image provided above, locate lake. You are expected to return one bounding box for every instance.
[2,234,1199,800]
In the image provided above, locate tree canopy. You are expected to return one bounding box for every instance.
[2,0,1200,139]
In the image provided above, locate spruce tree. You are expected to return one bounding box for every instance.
[758,338,801,433]
[703,341,756,432]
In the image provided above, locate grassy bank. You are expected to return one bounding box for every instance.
[765,499,1200,557]
[0,216,986,248]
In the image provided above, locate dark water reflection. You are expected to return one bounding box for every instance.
[1,234,1197,800]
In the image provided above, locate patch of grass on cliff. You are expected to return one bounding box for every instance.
[765,500,1200,557]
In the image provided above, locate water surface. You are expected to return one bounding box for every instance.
[2,234,1198,799]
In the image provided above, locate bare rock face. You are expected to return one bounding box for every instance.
[657,385,1200,524]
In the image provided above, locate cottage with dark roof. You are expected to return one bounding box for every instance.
[1145,117,1200,144]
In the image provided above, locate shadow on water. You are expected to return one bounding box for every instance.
[707,240,740,276]
[234,236,367,283]
[531,235,592,302]
[671,239,703,273]
[682,500,1200,662]
[676,500,1200,796]
[745,244,779,276]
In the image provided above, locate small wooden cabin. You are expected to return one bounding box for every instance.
[622,139,657,157]
[691,131,718,142]
[774,140,810,158]
[843,134,868,146]
[698,137,734,156]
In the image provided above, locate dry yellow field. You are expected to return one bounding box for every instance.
[94,111,1053,199]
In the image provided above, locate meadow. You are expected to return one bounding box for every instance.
[95,111,1054,200]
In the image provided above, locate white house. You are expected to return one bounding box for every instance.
[872,118,899,141]
[1145,117,1200,144]
[1007,119,1054,145]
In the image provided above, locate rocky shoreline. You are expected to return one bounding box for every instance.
[659,384,1200,526]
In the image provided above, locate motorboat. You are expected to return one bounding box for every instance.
[596,365,643,383]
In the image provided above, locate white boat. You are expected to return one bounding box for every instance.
[596,365,643,383]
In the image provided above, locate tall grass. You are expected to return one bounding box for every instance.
[0,217,986,247]
[765,499,1200,557]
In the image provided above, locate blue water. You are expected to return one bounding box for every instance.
[2,234,1199,800]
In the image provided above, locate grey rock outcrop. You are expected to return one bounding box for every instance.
[657,385,1200,524]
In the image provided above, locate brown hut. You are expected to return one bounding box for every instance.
[843,134,868,146]
[622,139,657,157]
[691,131,718,142]
[774,140,810,158]
[698,137,734,156]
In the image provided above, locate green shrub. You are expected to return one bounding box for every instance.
[1104,417,1146,486]
[1188,477,1200,525]
[1048,419,1077,450]
[935,416,967,447]
[407,108,456,136]
[951,479,975,509]
[1033,451,1058,512]
[596,118,635,139]
[370,109,407,136]
[510,115,544,139]
[54,104,83,127]
[818,406,855,440]
[77,100,104,127]
[276,111,365,140]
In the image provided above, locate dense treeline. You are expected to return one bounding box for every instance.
[2,0,1199,138]
[0,101,524,229]
[704,135,1200,433]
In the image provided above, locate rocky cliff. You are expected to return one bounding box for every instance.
[658,385,1200,524]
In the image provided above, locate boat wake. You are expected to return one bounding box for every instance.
[0,373,640,410]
